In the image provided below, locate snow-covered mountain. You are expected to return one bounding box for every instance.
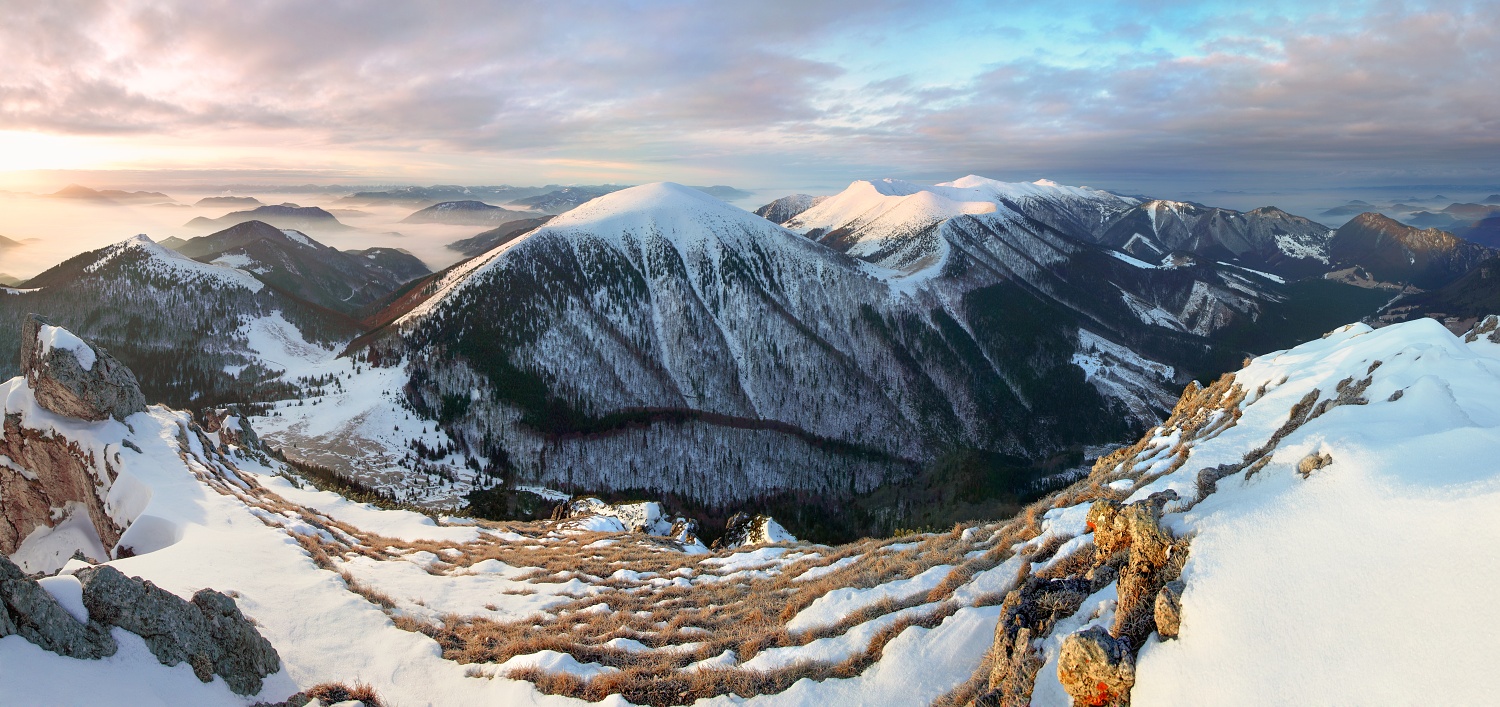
[1098,201,1332,278]
[174,220,430,315]
[304,181,1373,514]
[0,233,362,409]
[782,177,1333,280]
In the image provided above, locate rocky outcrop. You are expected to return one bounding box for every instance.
[21,313,146,422]
[74,564,280,695]
[0,413,125,560]
[1057,625,1136,706]
[713,512,796,549]
[2,319,137,560]
[979,577,1095,706]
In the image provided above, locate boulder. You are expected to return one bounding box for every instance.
[1057,626,1135,707]
[1155,580,1185,639]
[21,314,146,422]
[0,578,118,659]
[75,565,281,695]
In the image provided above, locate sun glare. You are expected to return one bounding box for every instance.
[0,131,115,172]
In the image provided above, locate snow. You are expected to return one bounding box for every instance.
[210,252,256,270]
[1215,261,1286,284]
[794,556,860,582]
[280,229,313,246]
[494,650,620,681]
[10,502,111,574]
[1108,250,1158,269]
[703,605,1003,707]
[37,574,90,624]
[786,564,954,633]
[85,235,264,293]
[740,601,941,672]
[1087,317,1500,706]
[36,324,96,370]
[262,475,480,544]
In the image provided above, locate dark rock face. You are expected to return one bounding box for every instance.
[0,557,118,660]
[76,565,280,695]
[22,314,147,422]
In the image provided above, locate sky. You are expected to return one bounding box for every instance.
[0,0,1497,196]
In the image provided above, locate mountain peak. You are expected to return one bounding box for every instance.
[545,182,761,233]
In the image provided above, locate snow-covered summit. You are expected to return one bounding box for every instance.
[79,234,264,292]
[543,181,795,247]
[784,175,1135,277]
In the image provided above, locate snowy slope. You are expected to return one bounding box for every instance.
[0,352,1029,707]
[964,315,1500,706]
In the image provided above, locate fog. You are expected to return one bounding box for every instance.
[3,183,1497,284]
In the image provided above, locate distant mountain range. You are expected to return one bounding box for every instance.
[49,184,173,203]
[11,173,1500,532]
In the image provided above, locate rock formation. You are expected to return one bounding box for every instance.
[21,313,147,422]
[75,564,281,695]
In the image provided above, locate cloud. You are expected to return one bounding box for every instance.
[0,0,1496,190]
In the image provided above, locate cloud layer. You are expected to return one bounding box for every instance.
[1,0,1496,190]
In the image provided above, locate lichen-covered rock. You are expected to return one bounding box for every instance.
[0,578,118,659]
[75,565,281,695]
[1155,580,1185,639]
[1057,626,1135,707]
[21,314,146,422]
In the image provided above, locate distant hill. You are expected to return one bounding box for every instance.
[1329,212,1497,288]
[506,186,626,214]
[195,196,263,207]
[184,203,350,232]
[400,200,543,226]
[755,194,828,224]
[157,236,190,251]
[0,234,20,249]
[445,216,553,256]
[50,184,173,203]
[176,220,429,315]
[0,273,19,287]
[690,185,754,200]
[339,185,550,207]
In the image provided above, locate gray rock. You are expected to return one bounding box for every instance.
[1155,580,1185,639]
[76,565,281,695]
[1057,625,1135,706]
[0,554,23,582]
[21,314,147,422]
[0,578,118,659]
[192,588,282,695]
[76,565,217,677]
